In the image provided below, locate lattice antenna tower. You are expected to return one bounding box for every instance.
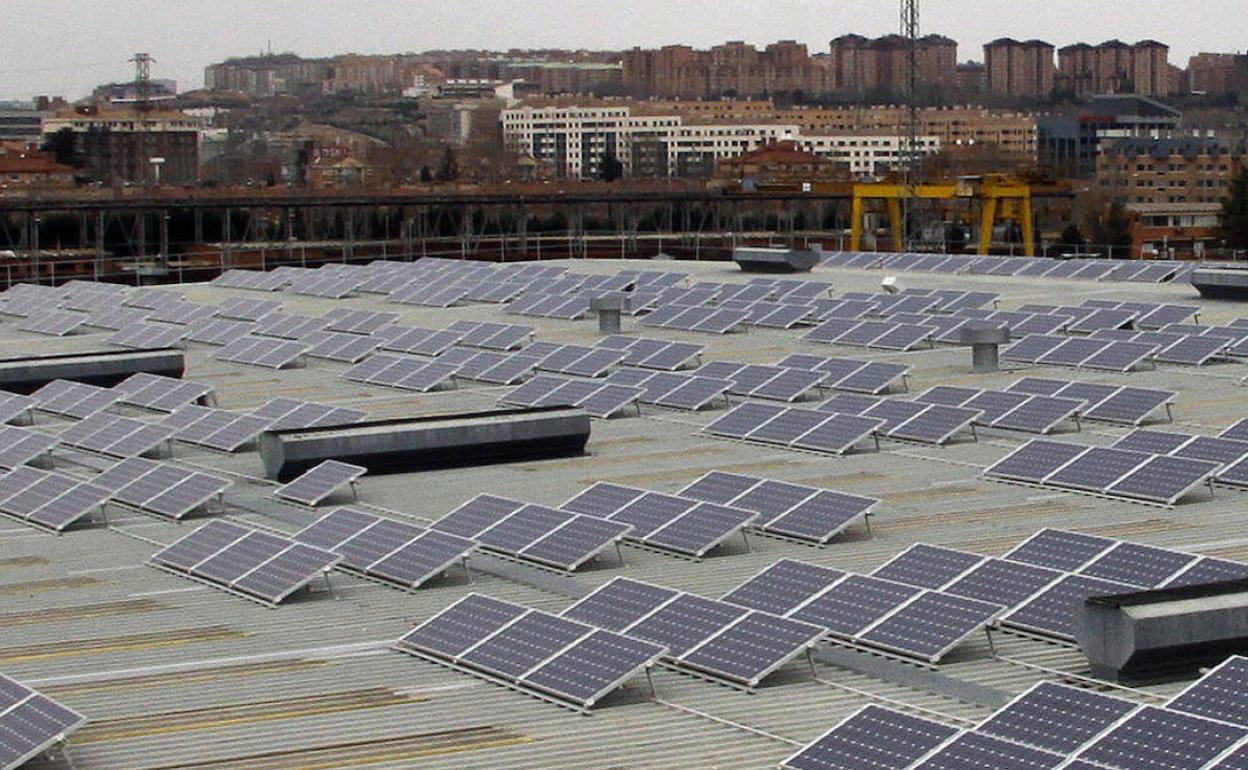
[901,0,921,250]
[132,53,154,113]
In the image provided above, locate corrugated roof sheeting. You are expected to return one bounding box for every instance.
[1,259,1246,769]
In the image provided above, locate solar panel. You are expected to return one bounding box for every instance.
[623,593,747,656]
[1003,574,1135,639]
[747,409,833,445]
[991,396,1082,435]
[645,502,756,557]
[1112,429,1191,454]
[790,574,922,637]
[0,674,87,770]
[889,405,980,445]
[832,362,909,394]
[792,414,885,455]
[722,559,845,615]
[780,705,959,770]
[1080,341,1157,372]
[977,682,1137,754]
[872,544,985,590]
[944,558,1062,610]
[562,577,679,631]
[677,471,762,506]
[763,490,877,544]
[1168,656,1248,727]
[858,591,1002,662]
[1157,335,1228,365]
[635,342,704,371]
[704,402,788,439]
[749,369,826,402]
[910,731,1063,770]
[650,376,729,411]
[397,593,528,659]
[1165,557,1248,588]
[1081,541,1199,587]
[1078,705,1246,770]
[819,393,881,415]
[917,386,980,407]
[520,628,665,709]
[1037,337,1114,367]
[984,440,1089,484]
[1002,334,1067,363]
[519,515,632,571]
[678,611,824,687]
[1083,387,1175,425]
[1005,528,1117,572]
[861,400,930,432]
[274,461,366,506]
[1045,447,1151,492]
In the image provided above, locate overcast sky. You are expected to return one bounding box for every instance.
[1,0,1243,101]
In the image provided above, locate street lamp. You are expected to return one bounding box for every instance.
[150,157,166,186]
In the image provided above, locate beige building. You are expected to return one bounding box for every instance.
[1097,137,1243,205]
[983,39,1055,99]
[1058,40,1173,96]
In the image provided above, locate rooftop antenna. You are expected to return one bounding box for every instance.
[901,0,921,251]
[131,52,154,113]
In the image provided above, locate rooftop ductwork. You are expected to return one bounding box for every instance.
[733,247,821,273]
[258,406,592,481]
[0,349,185,394]
[1076,579,1248,684]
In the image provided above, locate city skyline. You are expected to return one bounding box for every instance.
[1,0,1245,101]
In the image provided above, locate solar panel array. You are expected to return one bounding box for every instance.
[0,426,58,469]
[0,466,111,532]
[707,398,978,448]
[985,438,1219,506]
[397,593,667,711]
[1003,377,1176,425]
[431,495,633,571]
[31,380,121,419]
[273,461,366,506]
[786,654,1248,770]
[57,413,174,458]
[112,373,212,413]
[92,457,231,520]
[915,386,1083,435]
[562,577,825,688]
[720,559,1002,663]
[872,529,1248,643]
[560,471,878,547]
[292,507,475,590]
[0,672,87,770]
[151,520,341,606]
[162,399,365,453]
[496,375,647,418]
[821,250,1195,284]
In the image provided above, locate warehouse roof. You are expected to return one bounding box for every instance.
[2,257,1248,770]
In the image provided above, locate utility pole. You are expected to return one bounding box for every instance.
[901,0,921,251]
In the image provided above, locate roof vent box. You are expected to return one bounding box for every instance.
[1077,579,1248,684]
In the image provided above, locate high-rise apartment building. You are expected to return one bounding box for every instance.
[826,34,958,95]
[1057,40,1172,96]
[1187,53,1248,97]
[983,39,1055,99]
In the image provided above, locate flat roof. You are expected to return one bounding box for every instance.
[2,257,1247,769]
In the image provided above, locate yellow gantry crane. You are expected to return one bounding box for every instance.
[850,175,1037,257]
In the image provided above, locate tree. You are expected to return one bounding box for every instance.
[1222,168,1248,250]
[1092,200,1134,259]
[419,166,433,184]
[1059,223,1086,249]
[598,150,624,182]
[435,147,459,183]
[40,128,82,168]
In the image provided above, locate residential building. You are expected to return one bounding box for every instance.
[827,34,958,95]
[1038,94,1183,178]
[0,148,76,191]
[1188,53,1248,97]
[1097,137,1243,205]
[0,106,46,144]
[1128,202,1223,259]
[713,140,843,190]
[1057,40,1173,96]
[42,110,201,186]
[501,105,938,179]
[983,39,1055,99]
